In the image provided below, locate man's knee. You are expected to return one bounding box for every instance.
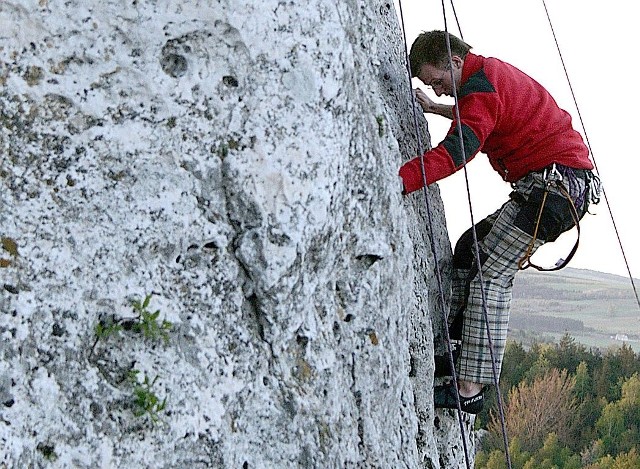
[453,220,492,269]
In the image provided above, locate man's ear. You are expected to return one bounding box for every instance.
[451,55,463,69]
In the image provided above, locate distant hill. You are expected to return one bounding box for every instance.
[510,267,640,350]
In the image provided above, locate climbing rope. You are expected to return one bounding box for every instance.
[541,0,640,312]
[396,1,473,468]
[439,2,513,468]
[396,0,516,467]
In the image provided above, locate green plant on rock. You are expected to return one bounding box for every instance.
[130,294,172,344]
[90,293,173,426]
[36,442,57,461]
[94,318,123,340]
[92,294,172,353]
[128,369,167,424]
[90,316,123,356]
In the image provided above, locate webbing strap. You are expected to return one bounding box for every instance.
[518,182,582,272]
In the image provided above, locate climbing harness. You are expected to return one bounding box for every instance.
[517,163,583,272]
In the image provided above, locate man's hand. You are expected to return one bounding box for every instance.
[414,88,454,119]
[415,88,436,113]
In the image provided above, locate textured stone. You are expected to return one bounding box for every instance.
[0,0,474,467]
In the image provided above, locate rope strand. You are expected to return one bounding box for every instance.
[440,2,513,467]
[541,0,640,311]
[396,1,472,467]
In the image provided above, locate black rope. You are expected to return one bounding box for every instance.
[440,2,513,467]
[447,0,463,39]
[541,0,640,312]
[396,1,473,468]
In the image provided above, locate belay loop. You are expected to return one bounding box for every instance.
[517,164,583,271]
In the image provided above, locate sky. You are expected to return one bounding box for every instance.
[393,0,639,280]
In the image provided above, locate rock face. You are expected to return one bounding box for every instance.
[0,1,474,467]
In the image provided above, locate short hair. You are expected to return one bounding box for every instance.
[409,30,472,77]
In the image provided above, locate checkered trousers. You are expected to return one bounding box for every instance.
[450,167,589,384]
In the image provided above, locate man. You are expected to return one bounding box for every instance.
[399,30,598,413]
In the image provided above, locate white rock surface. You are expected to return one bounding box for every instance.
[1,0,474,467]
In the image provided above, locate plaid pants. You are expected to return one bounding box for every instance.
[449,166,591,384]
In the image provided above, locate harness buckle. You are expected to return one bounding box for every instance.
[543,163,563,186]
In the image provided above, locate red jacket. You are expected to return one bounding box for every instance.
[399,53,592,194]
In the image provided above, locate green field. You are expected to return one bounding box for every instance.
[509,267,640,351]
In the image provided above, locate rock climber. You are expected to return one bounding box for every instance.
[398,30,600,413]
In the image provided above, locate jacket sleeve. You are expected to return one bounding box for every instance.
[398,92,499,194]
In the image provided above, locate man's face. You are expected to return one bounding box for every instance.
[417,57,462,97]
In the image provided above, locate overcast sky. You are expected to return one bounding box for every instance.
[393,0,639,280]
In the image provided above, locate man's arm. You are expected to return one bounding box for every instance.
[415,88,453,119]
[400,91,498,194]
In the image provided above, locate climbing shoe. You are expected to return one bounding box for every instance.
[434,342,460,377]
[434,382,484,414]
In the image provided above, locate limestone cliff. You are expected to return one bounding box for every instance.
[0,1,474,467]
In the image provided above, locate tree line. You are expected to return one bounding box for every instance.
[475,335,640,468]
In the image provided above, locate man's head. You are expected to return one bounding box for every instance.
[409,30,472,97]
